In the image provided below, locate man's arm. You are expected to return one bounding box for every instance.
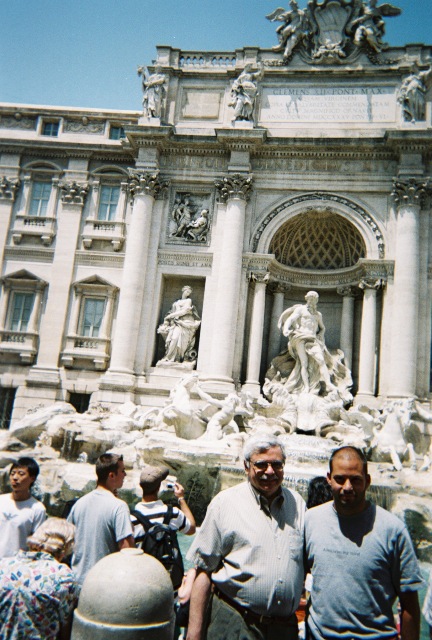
[118,535,135,550]
[186,569,212,640]
[174,483,196,535]
[399,590,420,640]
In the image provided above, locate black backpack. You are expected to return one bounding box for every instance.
[131,505,184,590]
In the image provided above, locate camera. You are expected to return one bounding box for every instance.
[166,482,175,490]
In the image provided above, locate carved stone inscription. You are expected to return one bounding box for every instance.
[260,86,396,123]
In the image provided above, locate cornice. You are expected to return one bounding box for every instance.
[267,258,394,290]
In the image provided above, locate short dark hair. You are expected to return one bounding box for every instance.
[10,457,40,484]
[329,446,368,475]
[307,476,333,509]
[95,453,123,484]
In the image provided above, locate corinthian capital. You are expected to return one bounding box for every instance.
[60,181,89,205]
[128,171,169,200]
[0,177,20,201]
[215,173,253,203]
[358,278,385,290]
[391,178,430,207]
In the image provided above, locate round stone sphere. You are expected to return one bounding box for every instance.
[72,548,174,640]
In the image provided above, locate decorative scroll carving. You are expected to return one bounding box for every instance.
[0,177,20,201]
[337,285,356,297]
[215,173,253,203]
[128,171,168,200]
[249,271,270,284]
[252,192,385,258]
[64,119,105,134]
[60,181,89,206]
[358,277,385,290]
[265,0,401,66]
[0,115,37,130]
[391,178,430,208]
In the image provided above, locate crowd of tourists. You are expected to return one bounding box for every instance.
[1,438,432,640]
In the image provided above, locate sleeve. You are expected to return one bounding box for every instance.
[171,507,189,533]
[114,501,133,542]
[394,524,424,593]
[422,569,432,627]
[55,566,80,623]
[186,498,223,573]
[32,502,47,534]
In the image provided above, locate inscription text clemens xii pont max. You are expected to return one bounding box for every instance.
[261,86,396,123]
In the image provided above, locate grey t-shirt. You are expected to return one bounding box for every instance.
[305,501,423,639]
[68,488,132,585]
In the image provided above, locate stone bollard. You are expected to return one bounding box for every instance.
[71,548,174,640]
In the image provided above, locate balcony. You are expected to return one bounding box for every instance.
[61,335,111,370]
[0,330,38,364]
[11,214,56,246]
[82,218,125,251]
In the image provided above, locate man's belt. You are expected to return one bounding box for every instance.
[213,586,298,627]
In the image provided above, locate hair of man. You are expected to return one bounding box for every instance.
[27,517,75,560]
[10,457,40,483]
[329,445,368,474]
[96,453,124,484]
[307,475,334,509]
[243,434,286,467]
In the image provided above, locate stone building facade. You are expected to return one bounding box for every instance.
[0,1,431,424]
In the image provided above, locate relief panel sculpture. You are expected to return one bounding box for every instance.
[167,193,211,244]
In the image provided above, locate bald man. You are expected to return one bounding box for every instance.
[305,446,422,640]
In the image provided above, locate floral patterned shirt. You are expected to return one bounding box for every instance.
[0,550,79,639]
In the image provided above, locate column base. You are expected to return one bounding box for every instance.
[98,369,137,392]
[26,366,61,388]
[198,374,236,395]
[242,381,262,397]
[353,393,381,409]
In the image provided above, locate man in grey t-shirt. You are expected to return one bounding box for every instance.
[305,445,422,640]
[68,453,134,585]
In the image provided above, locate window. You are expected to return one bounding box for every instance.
[42,121,59,136]
[29,181,51,217]
[98,185,120,221]
[109,126,125,140]
[10,292,34,332]
[80,298,105,337]
[0,387,16,429]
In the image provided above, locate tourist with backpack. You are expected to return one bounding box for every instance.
[131,464,196,590]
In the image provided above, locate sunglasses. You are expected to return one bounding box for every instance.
[251,460,284,471]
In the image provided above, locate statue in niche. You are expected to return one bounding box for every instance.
[137,65,167,119]
[348,0,401,53]
[266,0,310,61]
[228,63,264,124]
[274,291,352,397]
[398,67,432,123]
[157,286,201,367]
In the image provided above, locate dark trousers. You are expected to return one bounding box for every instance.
[206,592,299,640]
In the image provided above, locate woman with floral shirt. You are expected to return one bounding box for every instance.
[0,517,79,639]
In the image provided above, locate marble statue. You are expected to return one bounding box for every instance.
[196,384,254,440]
[157,286,201,367]
[138,66,167,119]
[170,196,194,238]
[348,0,401,53]
[398,67,432,123]
[277,291,352,396]
[370,400,416,470]
[267,0,310,60]
[228,64,264,124]
[186,209,210,242]
[157,373,206,440]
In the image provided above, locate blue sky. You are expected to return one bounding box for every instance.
[1,0,431,111]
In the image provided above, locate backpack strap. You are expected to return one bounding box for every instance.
[131,509,153,533]
[163,504,173,526]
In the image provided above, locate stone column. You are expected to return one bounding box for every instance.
[244,273,269,394]
[209,174,253,387]
[337,286,355,372]
[357,279,382,397]
[268,284,288,365]
[102,172,167,388]
[0,176,20,266]
[28,179,89,387]
[389,178,427,397]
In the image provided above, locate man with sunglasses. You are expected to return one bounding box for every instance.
[186,434,306,640]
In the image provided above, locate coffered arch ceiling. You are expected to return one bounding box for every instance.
[269,209,366,270]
